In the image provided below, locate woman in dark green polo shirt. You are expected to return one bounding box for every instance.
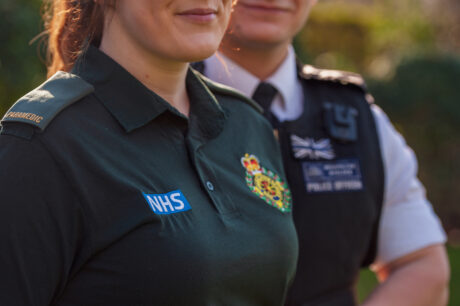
[0,0,298,305]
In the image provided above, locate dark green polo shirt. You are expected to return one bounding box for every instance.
[0,46,298,305]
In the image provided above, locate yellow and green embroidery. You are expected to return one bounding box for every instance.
[241,154,291,213]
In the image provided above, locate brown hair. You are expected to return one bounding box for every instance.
[42,0,114,77]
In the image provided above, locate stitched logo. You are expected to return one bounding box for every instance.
[302,158,364,193]
[241,154,291,213]
[291,135,335,160]
[143,190,191,215]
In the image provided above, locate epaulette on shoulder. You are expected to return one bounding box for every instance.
[1,71,94,131]
[192,70,263,114]
[299,65,367,91]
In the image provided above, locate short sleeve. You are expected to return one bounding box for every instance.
[370,105,446,269]
[0,133,84,305]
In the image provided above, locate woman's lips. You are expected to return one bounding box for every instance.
[177,8,218,23]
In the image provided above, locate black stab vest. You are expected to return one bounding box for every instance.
[282,68,384,306]
[192,61,384,306]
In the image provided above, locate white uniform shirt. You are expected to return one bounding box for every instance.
[203,48,446,268]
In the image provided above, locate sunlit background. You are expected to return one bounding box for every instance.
[1,0,459,304]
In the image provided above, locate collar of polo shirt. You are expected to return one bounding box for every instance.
[72,45,226,140]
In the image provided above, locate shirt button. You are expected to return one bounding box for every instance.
[206,181,214,191]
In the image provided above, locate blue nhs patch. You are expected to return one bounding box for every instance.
[143,190,191,215]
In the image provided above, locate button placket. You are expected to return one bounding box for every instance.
[194,147,237,215]
[185,132,238,215]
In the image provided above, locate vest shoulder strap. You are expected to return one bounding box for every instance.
[299,64,376,104]
[299,64,366,88]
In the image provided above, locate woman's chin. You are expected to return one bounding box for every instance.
[179,43,220,63]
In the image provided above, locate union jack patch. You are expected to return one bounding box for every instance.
[290,135,336,160]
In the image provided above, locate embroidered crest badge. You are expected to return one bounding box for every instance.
[241,153,291,213]
[291,135,336,160]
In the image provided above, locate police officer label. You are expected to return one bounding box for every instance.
[143,190,191,215]
[301,158,364,193]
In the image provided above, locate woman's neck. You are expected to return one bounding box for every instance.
[99,22,190,116]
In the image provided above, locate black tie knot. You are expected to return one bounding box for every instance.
[252,82,278,112]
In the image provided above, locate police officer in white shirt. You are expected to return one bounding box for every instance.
[194,0,450,305]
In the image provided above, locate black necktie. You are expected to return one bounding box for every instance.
[252,82,278,111]
[252,82,279,127]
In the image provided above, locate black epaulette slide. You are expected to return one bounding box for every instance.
[299,65,367,91]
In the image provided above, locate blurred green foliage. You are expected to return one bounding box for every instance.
[0,0,46,116]
[295,1,438,76]
[447,246,460,306]
[369,56,460,231]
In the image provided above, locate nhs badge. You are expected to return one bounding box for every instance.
[143,190,191,215]
[302,158,364,193]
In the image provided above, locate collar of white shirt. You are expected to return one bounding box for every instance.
[203,46,304,122]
